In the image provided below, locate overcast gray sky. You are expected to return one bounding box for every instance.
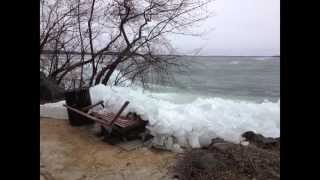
[169,0,280,56]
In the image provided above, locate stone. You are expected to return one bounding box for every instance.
[241,131,280,150]
[211,137,227,144]
[192,153,226,171]
[210,142,236,151]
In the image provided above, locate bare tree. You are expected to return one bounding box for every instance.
[40,0,214,88]
[40,0,77,77]
[40,0,78,54]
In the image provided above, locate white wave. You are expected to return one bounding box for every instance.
[254,57,273,61]
[229,61,240,65]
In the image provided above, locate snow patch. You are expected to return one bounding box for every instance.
[40,101,68,120]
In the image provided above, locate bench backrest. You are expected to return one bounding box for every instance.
[109,101,130,125]
[64,101,130,127]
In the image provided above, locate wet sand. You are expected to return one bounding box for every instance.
[40,118,176,180]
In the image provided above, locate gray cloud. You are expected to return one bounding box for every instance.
[168,0,280,56]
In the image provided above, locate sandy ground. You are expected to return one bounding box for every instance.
[40,118,177,180]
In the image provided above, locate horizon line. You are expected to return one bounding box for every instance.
[40,50,279,57]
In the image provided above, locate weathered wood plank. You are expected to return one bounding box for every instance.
[63,104,110,126]
[109,101,130,125]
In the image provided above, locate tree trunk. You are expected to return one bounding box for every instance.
[102,63,118,85]
[94,65,110,85]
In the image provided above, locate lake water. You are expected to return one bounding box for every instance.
[148,56,280,103]
[41,54,279,103]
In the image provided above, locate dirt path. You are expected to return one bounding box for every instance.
[40,118,176,180]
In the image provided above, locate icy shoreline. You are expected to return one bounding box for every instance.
[40,84,280,150]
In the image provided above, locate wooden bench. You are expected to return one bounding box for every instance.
[63,101,147,142]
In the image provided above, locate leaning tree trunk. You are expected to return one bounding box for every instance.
[94,65,110,85]
[101,63,119,85]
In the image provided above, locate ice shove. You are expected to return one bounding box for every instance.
[89,84,280,149]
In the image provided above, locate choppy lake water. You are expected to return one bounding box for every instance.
[148,56,280,103]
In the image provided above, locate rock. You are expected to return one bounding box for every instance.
[40,72,65,102]
[174,139,280,180]
[192,153,227,171]
[241,131,280,150]
[210,142,236,151]
[211,137,227,144]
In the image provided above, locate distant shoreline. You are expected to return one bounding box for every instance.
[40,50,280,58]
[168,53,280,57]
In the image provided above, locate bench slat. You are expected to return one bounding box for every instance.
[65,101,144,129]
[93,113,137,128]
[63,104,110,127]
